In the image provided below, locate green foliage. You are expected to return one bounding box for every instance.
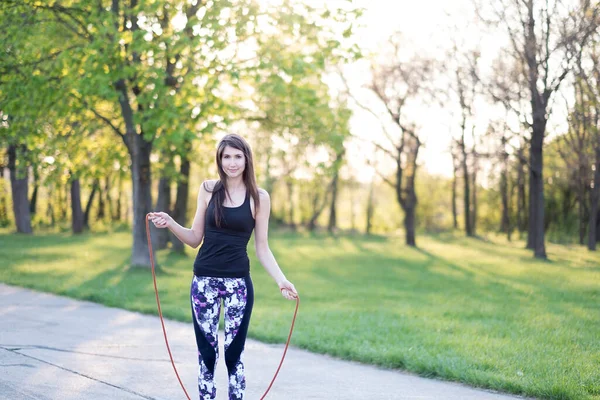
[245,0,360,206]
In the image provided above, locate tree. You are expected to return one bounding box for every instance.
[476,0,600,258]
[572,33,600,249]
[344,34,434,247]
[449,49,481,237]
[558,78,594,245]
[2,0,360,266]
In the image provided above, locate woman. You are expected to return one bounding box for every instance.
[149,133,298,400]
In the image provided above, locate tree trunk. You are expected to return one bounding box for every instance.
[588,148,600,250]
[60,183,68,220]
[97,178,106,220]
[70,176,85,234]
[83,179,100,229]
[460,136,472,236]
[104,175,112,221]
[155,175,172,250]
[500,169,510,234]
[170,156,190,253]
[7,144,32,234]
[500,139,510,235]
[46,183,55,227]
[155,151,175,250]
[394,133,420,246]
[402,169,418,248]
[29,166,39,216]
[529,123,547,258]
[451,152,459,229]
[114,75,155,267]
[327,170,339,233]
[471,156,478,236]
[365,179,375,235]
[578,172,587,246]
[115,173,123,221]
[307,188,328,231]
[0,167,9,227]
[596,209,600,244]
[128,135,154,267]
[516,146,527,233]
[404,204,416,246]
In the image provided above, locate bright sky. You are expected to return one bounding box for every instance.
[341,0,574,185]
[341,0,480,182]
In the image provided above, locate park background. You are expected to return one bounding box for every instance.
[1,0,599,399]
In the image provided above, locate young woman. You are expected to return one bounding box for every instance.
[148,133,298,400]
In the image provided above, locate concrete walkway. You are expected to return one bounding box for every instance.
[0,283,528,400]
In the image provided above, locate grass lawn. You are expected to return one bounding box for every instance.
[0,228,599,400]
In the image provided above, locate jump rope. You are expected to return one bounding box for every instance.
[145,214,300,400]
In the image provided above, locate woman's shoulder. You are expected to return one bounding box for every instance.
[201,179,219,192]
[257,187,270,200]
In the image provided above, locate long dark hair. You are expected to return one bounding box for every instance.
[203,134,260,227]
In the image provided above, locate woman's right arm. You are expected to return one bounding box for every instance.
[150,181,209,248]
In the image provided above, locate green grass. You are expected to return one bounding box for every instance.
[1,228,599,399]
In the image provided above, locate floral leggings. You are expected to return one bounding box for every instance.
[190,275,254,400]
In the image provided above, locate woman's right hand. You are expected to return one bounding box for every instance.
[148,212,173,229]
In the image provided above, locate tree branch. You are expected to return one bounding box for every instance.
[338,69,399,147]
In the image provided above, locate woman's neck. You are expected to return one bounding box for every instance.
[226,176,245,191]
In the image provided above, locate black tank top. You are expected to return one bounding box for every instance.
[193,191,255,278]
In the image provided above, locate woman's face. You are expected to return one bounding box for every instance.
[221,145,246,179]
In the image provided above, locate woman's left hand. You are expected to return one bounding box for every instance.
[278,279,298,300]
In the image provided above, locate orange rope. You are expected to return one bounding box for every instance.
[260,288,299,400]
[145,214,299,400]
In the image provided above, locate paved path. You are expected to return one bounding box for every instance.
[0,283,528,400]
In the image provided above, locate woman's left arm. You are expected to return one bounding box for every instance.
[254,189,298,300]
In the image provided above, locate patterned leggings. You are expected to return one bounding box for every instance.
[190,275,254,400]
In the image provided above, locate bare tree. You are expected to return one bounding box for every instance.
[476,0,600,258]
[344,38,432,246]
[452,51,480,237]
[440,36,482,237]
[558,78,593,245]
[490,59,531,237]
[574,36,600,249]
[470,126,481,236]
